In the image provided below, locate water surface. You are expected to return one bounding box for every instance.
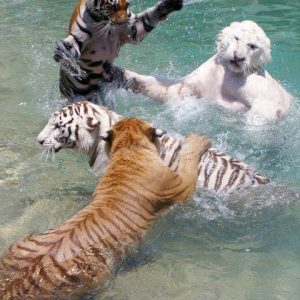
[0,0,300,299]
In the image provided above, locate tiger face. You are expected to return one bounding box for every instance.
[37,103,100,153]
[88,0,130,24]
[217,20,271,73]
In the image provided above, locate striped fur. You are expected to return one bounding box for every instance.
[1,119,209,299]
[37,101,270,193]
[54,0,183,103]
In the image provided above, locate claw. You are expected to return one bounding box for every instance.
[63,41,73,51]
[53,39,79,63]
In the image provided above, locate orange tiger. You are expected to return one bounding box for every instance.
[54,0,183,103]
[0,118,211,299]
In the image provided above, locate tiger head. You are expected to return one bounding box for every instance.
[101,118,165,156]
[216,20,271,74]
[87,0,131,24]
[37,102,103,154]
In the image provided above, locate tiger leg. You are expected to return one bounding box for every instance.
[54,2,91,77]
[115,68,183,102]
[169,134,212,202]
[126,0,183,44]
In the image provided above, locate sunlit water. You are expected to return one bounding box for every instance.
[0,0,300,299]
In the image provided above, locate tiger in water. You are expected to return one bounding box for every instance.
[37,101,270,193]
[0,118,210,299]
[54,0,183,103]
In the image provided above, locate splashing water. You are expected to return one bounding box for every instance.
[183,0,207,6]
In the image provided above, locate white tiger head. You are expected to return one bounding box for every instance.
[37,102,102,154]
[216,20,271,74]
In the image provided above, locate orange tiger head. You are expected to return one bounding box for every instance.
[101,118,166,155]
[89,0,130,24]
[110,0,129,23]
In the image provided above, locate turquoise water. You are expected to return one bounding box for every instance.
[0,0,300,299]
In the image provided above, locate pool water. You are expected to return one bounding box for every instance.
[0,0,300,299]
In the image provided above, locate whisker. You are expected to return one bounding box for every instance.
[95,22,112,39]
[39,148,46,160]
[51,148,56,163]
[44,149,50,162]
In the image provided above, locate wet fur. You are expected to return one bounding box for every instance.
[0,118,209,299]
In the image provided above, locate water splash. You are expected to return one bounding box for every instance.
[183,0,207,6]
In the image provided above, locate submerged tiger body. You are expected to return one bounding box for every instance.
[37,101,270,193]
[0,118,210,299]
[54,0,183,102]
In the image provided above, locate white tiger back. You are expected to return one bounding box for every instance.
[158,135,269,193]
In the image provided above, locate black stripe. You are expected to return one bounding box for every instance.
[75,125,79,140]
[130,24,137,40]
[73,75,90,85]
[81,66,94,74]
[204,155,217,188]
[76,20,92,38]
[215,158,228,191]
[169,144,182,167]
[227,168,239,188]
[39,267,55,288]
[70,33,83,51]
[87,73,104,80]
[16,244,38,253]
[102,61,111,72]
[81,58,92,63]
[83,102,88,113]
[81,221,96,244]
[142,14,155,32]
[117,201,153,223]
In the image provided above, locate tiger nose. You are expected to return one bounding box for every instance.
[234,51,245,62]
[37,137,44,145]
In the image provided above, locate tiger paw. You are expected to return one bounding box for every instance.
[165,0,184,11]
[157,0,183,19]
[182,134,212,158]
[53,39,79,63]
[122,70,146,93]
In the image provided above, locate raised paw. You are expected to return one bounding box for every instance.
[166,0,183,11]
[157,0,183,17]
[53,39,79,63]
[183,134,212,157]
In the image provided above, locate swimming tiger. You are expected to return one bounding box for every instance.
[37,101,270,193]
[0,118,210,299]
[54,0,183,103]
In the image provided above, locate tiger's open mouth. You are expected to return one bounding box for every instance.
[229,60,244,69]
[228,59,245,72]
[230,60,240,67]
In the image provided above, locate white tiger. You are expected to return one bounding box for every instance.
[37,101,270,193]
[120,20,292,124]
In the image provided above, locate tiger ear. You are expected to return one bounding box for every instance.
[153,128,166,137]
[145,127,166,139]
[84,117,100,131]
[101,130,113,144]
